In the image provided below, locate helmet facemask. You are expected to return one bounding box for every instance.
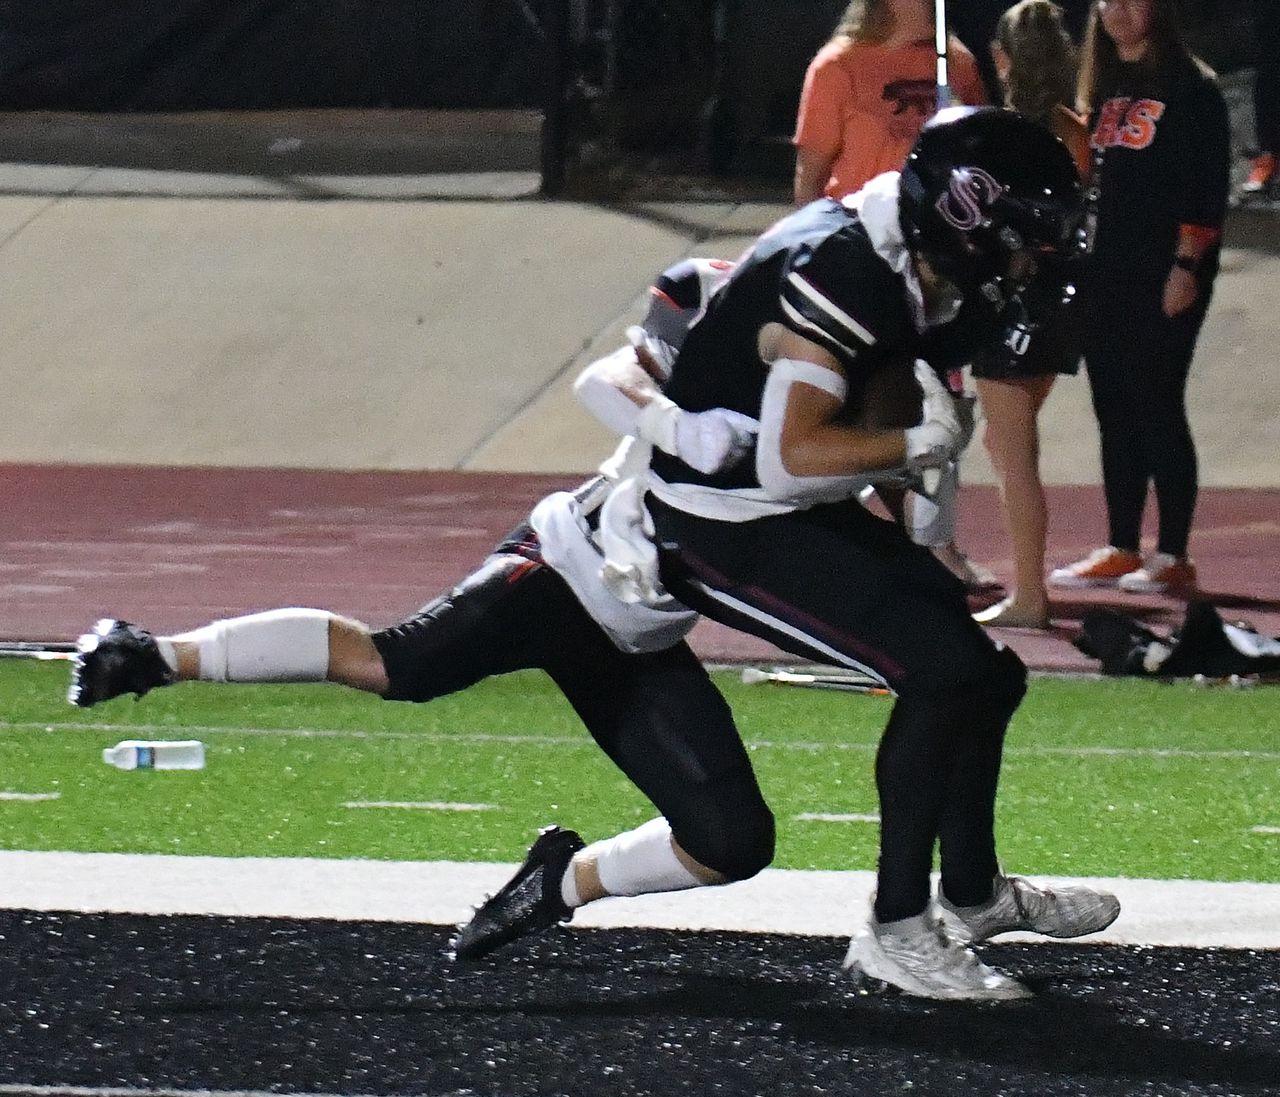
[919,174,1084,317]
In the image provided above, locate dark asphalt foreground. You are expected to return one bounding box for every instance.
[2,912,1278,1097]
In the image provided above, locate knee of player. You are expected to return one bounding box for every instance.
[982,643,1028,710]
[954,644,1028,726]
[898,640,1027,715]
[681,802,775,883]
[730,806,777,881]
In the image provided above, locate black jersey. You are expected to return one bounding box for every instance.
[653,199,917,494]
[1086,54,1229,292]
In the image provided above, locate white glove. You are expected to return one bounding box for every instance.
[636,394,759,475]
[903,361,963,497]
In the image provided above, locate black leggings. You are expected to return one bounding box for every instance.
[1083,297,1209,558]
[372,549,774,881]
[652,497,1026,922]
[1255,0,1280,155]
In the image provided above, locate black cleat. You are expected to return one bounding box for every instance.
[68,618,175,708]
[452,825,586,960]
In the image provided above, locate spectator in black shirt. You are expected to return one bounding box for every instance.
[1049,0,1229,595]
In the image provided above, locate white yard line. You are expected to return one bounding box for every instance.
[1,850,1277,949]
[341,800,497,811]
[5,721,1280,761]
[0,791,59,801]
[2,720,584,747]
[794,812,879,823]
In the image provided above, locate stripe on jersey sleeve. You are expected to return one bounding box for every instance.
[785,272,878,347]
[779,297,860,361]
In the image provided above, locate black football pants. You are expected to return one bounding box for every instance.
[1254,0,1280,156]
[371,542,774,881]
[650,496,1027,923]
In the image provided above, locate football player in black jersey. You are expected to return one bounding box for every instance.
[578,107,1121,1000]
[455,108,1119,1001]
[68,110,1119,999]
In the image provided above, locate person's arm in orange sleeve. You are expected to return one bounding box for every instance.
[793,46,846,205]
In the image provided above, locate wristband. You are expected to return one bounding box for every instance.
[635,393,682,456]
[1172,254,1199,274]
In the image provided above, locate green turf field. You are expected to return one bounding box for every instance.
[1,660,1277,881]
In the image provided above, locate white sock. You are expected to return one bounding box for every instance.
[172,608,333,682]
[587,817,704,897]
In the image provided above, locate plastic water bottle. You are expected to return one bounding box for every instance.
[102,739,205,771]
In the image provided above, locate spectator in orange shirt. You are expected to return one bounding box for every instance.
[794,1,995,593]
[793,0,989,205]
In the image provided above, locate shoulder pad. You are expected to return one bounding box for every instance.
[643,257,734,349]
[780,232,902,363]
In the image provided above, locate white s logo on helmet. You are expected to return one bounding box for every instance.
[934,166,1002,231]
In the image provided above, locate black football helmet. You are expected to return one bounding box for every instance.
[899,106,1084,322]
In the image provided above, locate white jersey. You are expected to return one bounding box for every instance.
[531,257,732,653]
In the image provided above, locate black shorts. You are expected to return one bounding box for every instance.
[970,305,1081,381]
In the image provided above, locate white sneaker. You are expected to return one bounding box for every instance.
[843,913,1031,1001]
[938,874,1121,944]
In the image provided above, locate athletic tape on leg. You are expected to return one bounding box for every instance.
[175,608,333,682]
[588,817,704,897]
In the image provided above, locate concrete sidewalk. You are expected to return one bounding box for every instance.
[2,110,1279,489]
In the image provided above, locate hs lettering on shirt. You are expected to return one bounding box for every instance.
[1092,98,1166,151]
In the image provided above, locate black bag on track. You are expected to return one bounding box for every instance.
[1074,600,1280,679]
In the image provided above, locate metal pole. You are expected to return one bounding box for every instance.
[934,0,950,111]
[539,0,571,196]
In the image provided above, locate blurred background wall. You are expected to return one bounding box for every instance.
[1,0,1271,479]
[0,0,553,111]
[0,2,1258,186]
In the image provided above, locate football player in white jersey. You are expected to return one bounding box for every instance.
[67,257,775,963]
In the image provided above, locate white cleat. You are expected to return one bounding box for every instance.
[843,913,1031,1001]
[938,873,1121,944]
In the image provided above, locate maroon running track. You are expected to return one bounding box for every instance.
[3,463,1278,673]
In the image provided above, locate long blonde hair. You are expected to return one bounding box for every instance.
[834,0,917,45]
[996,0,1077,124]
